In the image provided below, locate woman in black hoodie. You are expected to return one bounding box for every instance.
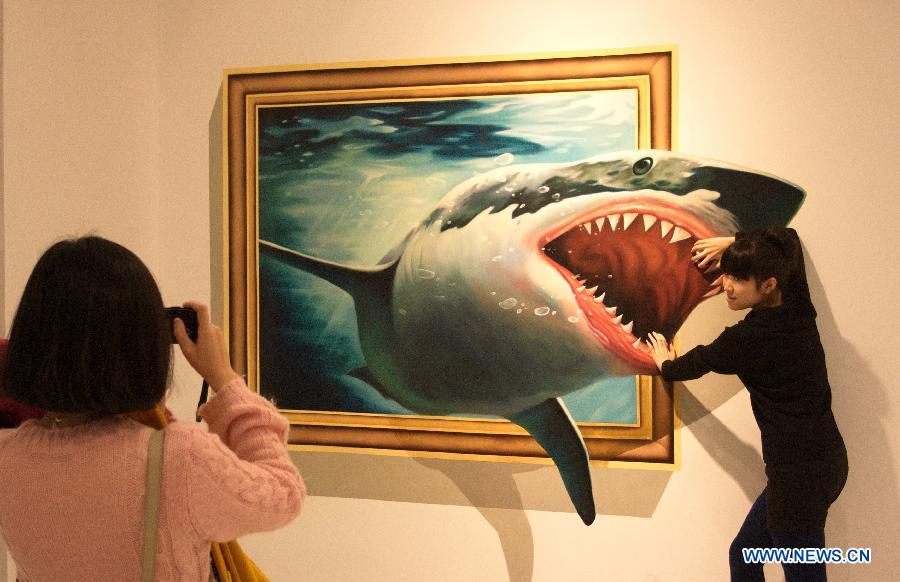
[648,228,848,582]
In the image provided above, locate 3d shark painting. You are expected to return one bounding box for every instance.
[260,149,804,525]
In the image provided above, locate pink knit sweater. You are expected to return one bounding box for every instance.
[0,378,305,581]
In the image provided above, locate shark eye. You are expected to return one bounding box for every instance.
[632,157,653,175]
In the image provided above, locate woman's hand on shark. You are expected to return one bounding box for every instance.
[646,332,675,371]
[692,236,735,269]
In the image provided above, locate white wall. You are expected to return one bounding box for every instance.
[3,1,899,580]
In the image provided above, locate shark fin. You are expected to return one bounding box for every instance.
[508,398,596,525]
[347,367,391,396]
[259,239,397,295]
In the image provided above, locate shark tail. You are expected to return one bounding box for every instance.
[259,239,397,295]
[508,398,596,525]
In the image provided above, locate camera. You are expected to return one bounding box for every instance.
[165,307,198,343]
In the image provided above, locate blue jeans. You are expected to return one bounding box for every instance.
[729,491,827,581]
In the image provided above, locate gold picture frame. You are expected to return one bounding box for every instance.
[224,47,678,467]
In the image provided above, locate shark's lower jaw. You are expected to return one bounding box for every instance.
[541,199,720,372]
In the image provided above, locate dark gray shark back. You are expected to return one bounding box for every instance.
[424,152,805,233]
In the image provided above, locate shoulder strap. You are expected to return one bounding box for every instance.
[141,429,166,582]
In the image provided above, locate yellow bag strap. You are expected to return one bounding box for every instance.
[211,540,268,582]
[141,429,166,582]
[211,543,231,582]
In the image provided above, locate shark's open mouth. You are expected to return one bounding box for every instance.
[541,198,721,372]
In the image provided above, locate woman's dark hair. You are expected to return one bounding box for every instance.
[2,236,171,414]
[720,227,802,291]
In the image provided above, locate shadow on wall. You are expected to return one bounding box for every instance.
[679,386,766,501]
[209,88,225,327]
[801,251,898,580]
[673,296,766,503]
[415,457,673,582]
[290,450,672,582]
[290,450,672,518]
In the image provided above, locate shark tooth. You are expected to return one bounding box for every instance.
[595,291,606,303]
[605,305,617,316]
[586,285,599,295]
[670,226,691,243]
[632,338,643,349]
[608,214,620,230]
[596,218,605,232]
[622,213,638,229]
[611,314,623,324]
[621,320,634,334]
[660,220,674,238]
[643,214,658,231]
[583,221,593,235]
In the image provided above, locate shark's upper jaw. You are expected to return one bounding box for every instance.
[541,197,720,372]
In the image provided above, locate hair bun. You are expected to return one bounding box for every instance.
[762,228,798,258]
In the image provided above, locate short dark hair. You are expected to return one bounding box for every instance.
[2,236,171,414]
[720,227,802,291]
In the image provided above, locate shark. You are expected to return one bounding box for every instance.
[259,150,805,525]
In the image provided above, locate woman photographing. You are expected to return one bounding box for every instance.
[0,236,305,581]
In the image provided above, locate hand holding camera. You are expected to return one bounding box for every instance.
[171,302,240,391]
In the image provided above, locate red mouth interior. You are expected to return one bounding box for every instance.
[542,207,720,370]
